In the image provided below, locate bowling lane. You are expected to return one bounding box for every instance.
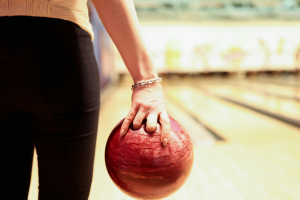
[226,78,300,100]
[164,84,300,200]
[187,78,300,124]
[250,74,300,87]
[164,84,300,144]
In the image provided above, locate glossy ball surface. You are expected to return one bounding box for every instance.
[105,117,194,200]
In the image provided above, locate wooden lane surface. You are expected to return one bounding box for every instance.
[226,79,300,100]
[165,85,300,199]
[165,85,300,144]
[251,75,300,87]
[165,99,216,147]
[29,81,300,200]
[191,80,300,122]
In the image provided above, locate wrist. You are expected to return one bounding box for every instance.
[129,59,158,83]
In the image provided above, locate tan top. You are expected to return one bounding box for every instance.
[0,0,94,40]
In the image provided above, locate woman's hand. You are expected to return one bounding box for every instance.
[120,83,170,146]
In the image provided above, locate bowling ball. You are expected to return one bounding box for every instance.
[105,116,194,200]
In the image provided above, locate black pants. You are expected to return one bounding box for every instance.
[0,17,100,200]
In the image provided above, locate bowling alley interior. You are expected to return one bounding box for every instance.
[27,0,300,200]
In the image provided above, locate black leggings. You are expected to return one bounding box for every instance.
[0,17,100,200]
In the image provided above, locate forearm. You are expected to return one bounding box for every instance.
[91,0,157,82]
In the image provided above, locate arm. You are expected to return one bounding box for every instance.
[91,0,170,145]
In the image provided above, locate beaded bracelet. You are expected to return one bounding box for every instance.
[131,78,162,90]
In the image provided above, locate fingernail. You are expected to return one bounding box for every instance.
[162,138,168,146]
[120,129,124,136]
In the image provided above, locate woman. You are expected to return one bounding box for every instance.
[0,0,170,199]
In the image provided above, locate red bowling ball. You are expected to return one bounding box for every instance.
[105,116,194,200]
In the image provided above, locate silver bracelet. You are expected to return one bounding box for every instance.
[131,78,162,90]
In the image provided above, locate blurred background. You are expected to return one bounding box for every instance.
[29,0,300,199]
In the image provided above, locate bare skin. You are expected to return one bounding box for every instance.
[92,0,170,145]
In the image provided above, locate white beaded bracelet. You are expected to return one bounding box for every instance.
[131,78,162,90]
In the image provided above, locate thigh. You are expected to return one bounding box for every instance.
[34,110,99,200]
[0,95,34,200]
[32,20,100,200]
[0,20,36,200]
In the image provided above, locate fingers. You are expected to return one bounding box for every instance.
[121,97,170,148]
[120,108,138,137]
[146,113,158,133]
[132,110,147,130]
[159,112,170,146]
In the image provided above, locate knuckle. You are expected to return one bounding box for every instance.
[141,102,151,109]
[121,123,128,128]
[149,104,156,111]
[133,101,142,107]
[121,124,128,131]
[126,114,133,120]
[140,107,147,113]
[159,100,166,107]
[157,100,166,107]
[150,100,165,110]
